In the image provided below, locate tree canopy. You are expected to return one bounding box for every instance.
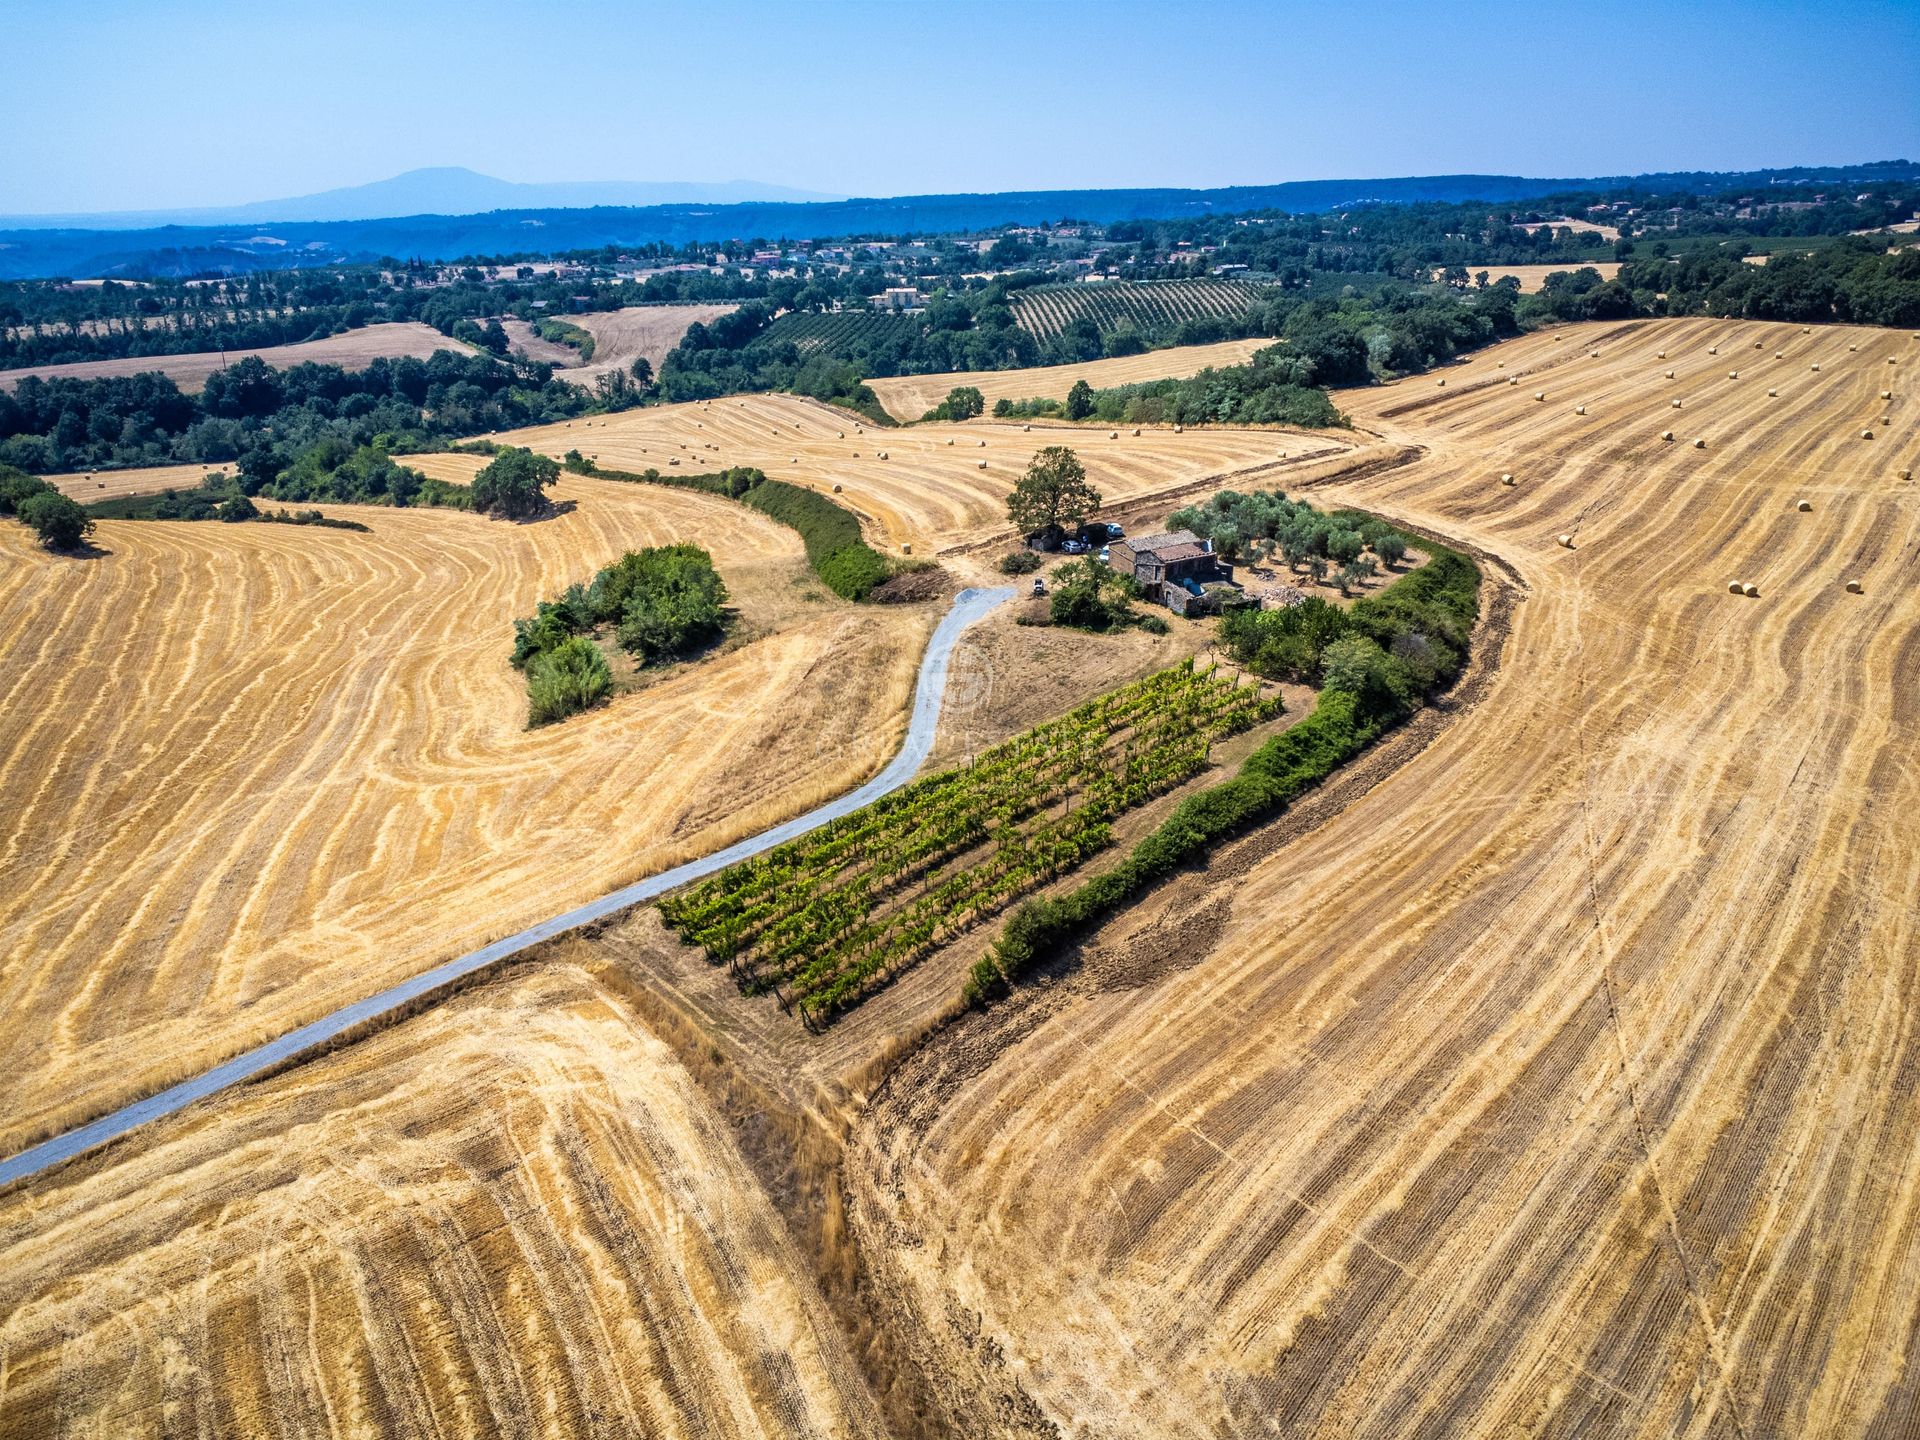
[1006,446,1101,541]
[470,446,560,519]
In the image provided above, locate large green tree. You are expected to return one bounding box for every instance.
[1006,446,1101,541]
[18,491,94,550]
[471,446,560,519]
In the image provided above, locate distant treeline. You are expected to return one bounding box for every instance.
[1517,241,1920,328]
[0,350,631,474]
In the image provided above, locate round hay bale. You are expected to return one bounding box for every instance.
[1693,437,1707,448]
[979,439,987,447]
[1881,390,1893,400]
[1797,499,1812,512]
[1728,371,1739,379]
[791,456,798,463]
[1588,349,1599,358]
[1575,405,1588,415]
[1497,361,1505,368]
[1803,326,1811,333]
[1132,427,1142,436]
[1849,344,1858,352]
[1900,468,1914,481]
[1665,369,1676,378]
[1775,351,1784,359]
[1657,350,1667,359]
[1861,429,1875,440]
[1109,430,1119,439]
[1279,450,1288,458]
[977,459,988,469]
[1846,579,1863,594]
[1742,583,1759,597]
[837,431,845,438]
[1768,388,1778,397]
[1436,378,1446,386]
[1661,429,1675,441]
[831,482,842,492]
[1023,424,1032,432]
[878,449,889,460]
[946,438,954,446]
[1728,581,1744,594]
[1889,356,1899,365]
[1753,340,1763,349]
[1509,377,1519,386]
[1534,390,1547,401]
[1557,533,1575,549]
[1673,398,1684,409]
[1501,472,1515,485]
[901,543,912,555]
[1174,423,1184,432]
[1709,346,1719,355]
[1812,363,1821,372]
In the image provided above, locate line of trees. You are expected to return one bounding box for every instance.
[0,349,629,474]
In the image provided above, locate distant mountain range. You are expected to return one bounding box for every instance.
[0,162,1912,281]
[0,167,846,230]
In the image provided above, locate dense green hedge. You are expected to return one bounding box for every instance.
[568,455,894,601]
[963,538,1481,1006]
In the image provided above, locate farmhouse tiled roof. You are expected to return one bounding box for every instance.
[1152,542,1210,563]
[1126,529,1204,553]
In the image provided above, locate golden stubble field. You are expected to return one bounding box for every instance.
[497,388,1354,553]
[0,322,477,392]
[862,338,1271,422]
[5,317,1917,1439]
[0,473,934,1153]
[0,965,885,1440]
[849,317,1920,1437]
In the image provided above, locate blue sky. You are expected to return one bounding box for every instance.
[2,0,1915,213]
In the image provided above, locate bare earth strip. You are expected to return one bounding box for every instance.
[850,317,1920,1437]
[0,323,477,392]
[0,475,932,1152]
[863,339,1272,422]
[0,966,886,1440]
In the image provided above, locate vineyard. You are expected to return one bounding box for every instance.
[1010,279,1271,341]
[757,310,927,355]
[659,661,1279,1022]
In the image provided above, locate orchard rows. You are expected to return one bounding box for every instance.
[659,660,1279,1022]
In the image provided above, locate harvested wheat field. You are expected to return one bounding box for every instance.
[863,339,1272,422]
[498,390,1353,551]
[0,474,933,1153]
[848,317,1920,1437]
[0,965,884,1440]
[45,461,232,502]
[559,305,739,387]
[0,322,477,392]
[497,315,583,367]
[1435,260,1622,291]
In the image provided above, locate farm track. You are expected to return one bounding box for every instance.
[850,316,1920,1437]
